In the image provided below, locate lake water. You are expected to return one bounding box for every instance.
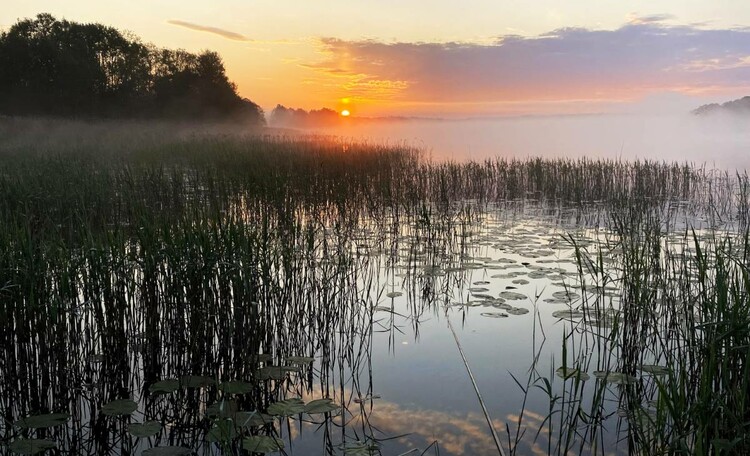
[1,126,743,455]
[314,114,750,168]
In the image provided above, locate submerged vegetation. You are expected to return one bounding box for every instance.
[0,120,749,454]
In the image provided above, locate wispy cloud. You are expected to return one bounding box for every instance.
[301,20,750,108]
[167,20,252,42]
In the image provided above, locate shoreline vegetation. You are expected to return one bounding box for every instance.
[0,14,264,124]
[1,118,749,454]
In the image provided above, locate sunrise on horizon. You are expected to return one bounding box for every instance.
[2,2,750,455]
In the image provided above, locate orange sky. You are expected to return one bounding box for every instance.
[3,2,750,117]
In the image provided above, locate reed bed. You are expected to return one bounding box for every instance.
[0,123,748,454]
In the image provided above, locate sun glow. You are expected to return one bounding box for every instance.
[340,109,351,117]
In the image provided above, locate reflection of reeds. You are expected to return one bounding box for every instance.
[527,189,750,454]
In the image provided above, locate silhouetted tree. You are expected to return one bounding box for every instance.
[0,14,264,124]
[269,104,340,127]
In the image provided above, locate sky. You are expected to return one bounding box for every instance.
[3,1,750,117]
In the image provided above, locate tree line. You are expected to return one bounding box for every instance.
[269,105,341,127]
[0,14,264,124]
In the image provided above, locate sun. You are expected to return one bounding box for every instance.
[340,109,351,117]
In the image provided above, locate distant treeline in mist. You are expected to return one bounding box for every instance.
[269,104,342,127]
[693,95,750,116]
[0,14,264,124]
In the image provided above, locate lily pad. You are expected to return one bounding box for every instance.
[285,356,314,365]
[552,291,579,301]
[15,413,70,429]
[552,309,584,319]
[258,365,299,381]
[142,447,193,456]
[148,379,179,394]
[101,399,138,416]
[556,367,590,381]
[499,291,527,300]
[385,292,403,298]
[304,398,339,414]
[206,419,239,443]
[242,436,284,453]
[472,293,495,300]
[267,398,305,417]
[481,312,508,318]
[593,371,637,384]
[469,287,489,293]
[180,375,215,389]
[252,353,273,363]
[207,399,239,419]
[8,439,56,455]
[129,421,162,438]
[638,365,670,376]
[236,410,274,427]
[506,307,529,316]
[219,381,253,395]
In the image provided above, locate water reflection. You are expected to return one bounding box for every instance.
[0,191,739,455]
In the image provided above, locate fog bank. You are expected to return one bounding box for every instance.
[314,113,750,169]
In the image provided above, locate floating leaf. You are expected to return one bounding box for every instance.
[469,287,489,293]
[15,413,70,429]
[506,307,529,315]
[242,436,284,453]
[552,291,579,301]
[385,292,402,298]
[267,398,305,417]
[129,421,162,438]
[593,371,637,384]
[285,356,314,365]
[180,376,215,389]
[8,439,56,454]
[258,365,299,381]
[206,419,238,443]
[304,398,339,414]
[481,312,508,318]
[489,301,512,310]
[102,399,137,416]
[253,353,273,363]
[638,365,670,376]
[552,309,584,319]
[142,447,193,456]
[499,291,527,300]
[207,399,239,419]
[236,411,274,427]
[472,293,495,300]
[556,367,590,381]
[219,381,253,395]
[148,379,179,394]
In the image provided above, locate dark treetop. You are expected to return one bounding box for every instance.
[0,13,264,124]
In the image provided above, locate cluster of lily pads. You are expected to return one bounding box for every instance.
[6,355,339,455]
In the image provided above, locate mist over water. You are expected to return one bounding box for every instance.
[315,113,750,168]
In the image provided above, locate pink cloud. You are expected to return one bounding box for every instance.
[304,21,750,105]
